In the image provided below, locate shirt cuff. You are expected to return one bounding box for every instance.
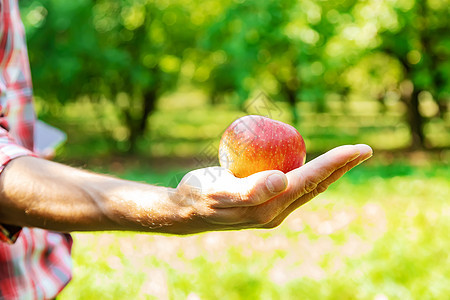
[0,142,37,244]
[0,144,36,172]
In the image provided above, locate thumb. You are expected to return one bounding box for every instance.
[239,170,288,206]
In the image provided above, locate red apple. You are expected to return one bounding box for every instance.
[218,115,306,178]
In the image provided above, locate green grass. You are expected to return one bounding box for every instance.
[58,159,449,300]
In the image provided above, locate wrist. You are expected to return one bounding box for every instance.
[94,178,195,234]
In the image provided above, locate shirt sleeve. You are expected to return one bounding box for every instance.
[0,90,37,245]
[0,126,36,173]
[0,125,37,244]
[0,0,38,244]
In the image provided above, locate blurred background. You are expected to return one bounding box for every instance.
[20,0,449,299]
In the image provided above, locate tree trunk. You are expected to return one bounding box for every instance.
[210,91,220,107]
[404,87,425,150]
[139,90,157,134]
[128,90,157,153]
[286,88,299,126]
[437,98,448,119]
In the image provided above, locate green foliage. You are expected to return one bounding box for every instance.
[22,0,206,150]
[20,0,449,151]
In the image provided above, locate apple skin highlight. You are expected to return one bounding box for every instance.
[219,115,306,178]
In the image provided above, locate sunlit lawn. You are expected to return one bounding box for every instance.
[58,157,449,300]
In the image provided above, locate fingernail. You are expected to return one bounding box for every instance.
[266,173,287,193]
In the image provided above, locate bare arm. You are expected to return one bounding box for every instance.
[0,144,372,235]
[0,156,190,233]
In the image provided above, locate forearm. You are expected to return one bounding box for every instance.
[0,145,373,235]
[0,156,191,234]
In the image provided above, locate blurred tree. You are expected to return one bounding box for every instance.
[376,0,450,149]
[200,0,365,125]
[201,0,306,123]
[90,0,199,151]
[321,0,449,149]
[21,0,98,102]
[199,0,263,110]
[22,0,200,152]
[20,0,448,153]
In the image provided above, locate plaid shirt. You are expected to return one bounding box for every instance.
[0,0,72,299]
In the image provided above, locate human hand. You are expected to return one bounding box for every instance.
[171,144,372,233]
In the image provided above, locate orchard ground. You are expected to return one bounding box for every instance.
[57,152,449,300]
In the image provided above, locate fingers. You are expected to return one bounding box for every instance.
[213,144,371,209]
[210,144,372,227]
[259,145,372,219]
[210,149,366,227]
[211,170,288,208]
[264,145,373,228]
[201,145,371,210]
[179,144,372,230]
[177,167,288,208]
[286,144,372,197]
[316,145,372,190]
